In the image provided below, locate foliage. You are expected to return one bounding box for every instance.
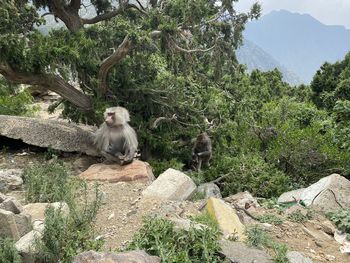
[23,160,75,203]
[219,153,291,198]
[126,217,223,263]
[0,79,38,116]
[148,158,184,177]
[0,238,21,263]
[272,243,289,263]
[327,209,350,239]
[258,214,283,225]
[245,224,270,249]
[28,164,103,263]
[286,210,309,223]
[34,200,103,263]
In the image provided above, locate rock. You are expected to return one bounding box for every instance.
[197,183,222,199]
[0,209,20,240]
[225,191,260,210]
[0,197,23,214]
[15,221,45,263]
[278,188,305,203]
[0,169,23,191]
[206,197,246,241]
[284,205,308,216]
[334,230,350,254]
[142,168,196,201]
[320,220,336,235]
[300,174,350,212]
[73,156,98,173]
[13,213,32,238]
[0,192,7,202]
[79,161,154,183]
[73,250,161,263]
[220,240,273,263]
[23,202,69,222]
[0,115,98,156]
[286,251,313,263]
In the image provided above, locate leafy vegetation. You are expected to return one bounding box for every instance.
[126,216,223,263]
[258,214,284,225]
[23,161,102,262]
[328,209,350,240]
[0,238,21,263]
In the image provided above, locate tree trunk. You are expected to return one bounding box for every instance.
[0,64,92,110]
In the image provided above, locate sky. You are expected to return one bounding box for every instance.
[235,0,350,29]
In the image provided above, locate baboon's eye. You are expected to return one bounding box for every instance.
[107,112,115,116]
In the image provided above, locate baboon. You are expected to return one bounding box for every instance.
[191,132,212,171]
[94,106,138,165]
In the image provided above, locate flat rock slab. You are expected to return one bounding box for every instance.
[0,115,98,155]
[287,251,313,263]
[220,240,273,263]
[79,161,154,183]
[73,250,161,263]
[142,168,196,201]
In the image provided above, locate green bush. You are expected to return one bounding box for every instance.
[126,217,223,263]
[328,209,350,239]
[220,153,291,198]
[258,214,283,225]
[23,161,75,203]
[0,80,38,116]
[245,224,270,249]
[0,238,21,263]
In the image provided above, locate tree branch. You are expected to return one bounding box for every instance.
[98,35,132,94]
[0,63,92,110]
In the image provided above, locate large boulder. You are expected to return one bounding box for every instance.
[206,197,246,241]
[224,191,260,210]
[0,209,20,240]
[220,240,273,263]
[79,161,154,183]
[278,188,305,203]
[23,202,70,222]
[0,196,23,214]
[0,115,98,155]
[300,174,350,212]
[73,250,161,263]
[0,169,23,191]
[142,168,196,201]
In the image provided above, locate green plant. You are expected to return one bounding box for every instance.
[327,209,350,239]
[0,238,22,263]
[272,243,289,263]
[126,217,224,262]
[245,224,270,249]
[258,214,283,225]
[287,210,309,223]
[23,160,75,203]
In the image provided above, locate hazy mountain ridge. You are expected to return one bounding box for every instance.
[243,10,350,83]
[236,39,303,86]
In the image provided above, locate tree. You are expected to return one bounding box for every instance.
[0,0,260,116]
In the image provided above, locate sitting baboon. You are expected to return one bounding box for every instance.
[191,132,212,171]
[94,106,138,165]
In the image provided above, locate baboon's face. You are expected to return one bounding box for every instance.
[105,111,115,127]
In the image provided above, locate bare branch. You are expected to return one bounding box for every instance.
[82,3,146,25]
[0,63,92,110]
[150,114,177,130]
[98,35,132,94]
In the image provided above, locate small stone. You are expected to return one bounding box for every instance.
[325,254,335,261]
[108,212,115,220]
[0,197,23,214]
[0,169,23,191]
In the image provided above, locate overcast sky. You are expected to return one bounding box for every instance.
[236,0,350,29]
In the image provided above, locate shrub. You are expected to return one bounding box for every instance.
[258,214,283,225]
[0,238,21,263]
[126,217,224,262]
[327,209,350,240]
[245,224,270,249]
[0,80,38,116]
[23,161,75,203]
[220,153,291,198]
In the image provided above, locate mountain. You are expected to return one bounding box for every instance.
[243,10,350,83]
[236,39,303,85]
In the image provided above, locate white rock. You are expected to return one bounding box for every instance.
[287,251,313,263]
[142,168,196,201]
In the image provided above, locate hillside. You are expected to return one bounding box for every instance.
[236,39,303,86]
[244,10,350,83]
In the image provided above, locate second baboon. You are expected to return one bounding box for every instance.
[191,132,212,171]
